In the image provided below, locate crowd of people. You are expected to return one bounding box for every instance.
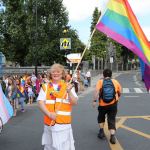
[0,71,49,117]
[0,68,91,117]
[70,69,91,93]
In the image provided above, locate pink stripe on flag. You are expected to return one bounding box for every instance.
[0,92,9,119]
[96,22,148,65]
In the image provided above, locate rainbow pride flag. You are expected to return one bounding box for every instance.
[0,84,13,125]
[96,0,150,66]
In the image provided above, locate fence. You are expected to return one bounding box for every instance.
[2,66,51,75]
[1,62,140,77]
[94,58,140,72]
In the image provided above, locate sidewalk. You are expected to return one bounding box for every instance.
[78,72,121,96]
[91,72,121,87]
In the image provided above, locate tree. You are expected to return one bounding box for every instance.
[0,1,28,65]
[89,7,107,59]
[23,0,70,65]
[89,7,132,70]
[0,0,84,66]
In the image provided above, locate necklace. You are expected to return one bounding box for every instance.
[49,80,65,99]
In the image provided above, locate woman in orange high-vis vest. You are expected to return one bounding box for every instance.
[37,64,78,150]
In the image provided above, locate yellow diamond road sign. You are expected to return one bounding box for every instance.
[60,38,71,50]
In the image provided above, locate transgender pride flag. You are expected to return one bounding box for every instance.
[0,84,13,125]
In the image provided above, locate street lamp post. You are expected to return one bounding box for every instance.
[103,50,107,69]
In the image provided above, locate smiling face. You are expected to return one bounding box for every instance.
[51,68,63,82]
[50,64,65,83]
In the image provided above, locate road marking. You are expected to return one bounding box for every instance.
[104,123,124,150]
[120,125,150,139]
[107,115,150,149]
[104,114,150,150]
[116,118,127,129]
[122,88,147,94]
[122,88,130,93]
[134,73,142,86]
[124,95,139,98]
[117,115,150,119]
[144,117,150,121]
[134,88,143,93]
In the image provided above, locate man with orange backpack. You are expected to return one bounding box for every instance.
[93,69,122,144]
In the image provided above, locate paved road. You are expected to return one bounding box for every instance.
[0,71,150,150]
[0,104,43,150]
[73,71,150,150]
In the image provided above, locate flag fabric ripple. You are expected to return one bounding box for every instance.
[96,0,150,89]
[0,84,13,125]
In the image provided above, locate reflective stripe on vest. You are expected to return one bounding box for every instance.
[45,98,70,104]
[57,111,71,116]
[45,100,55,104]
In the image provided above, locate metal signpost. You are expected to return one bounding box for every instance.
[108,42,115,70]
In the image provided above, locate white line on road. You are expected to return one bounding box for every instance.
[134,74,142,86]
[122,88,130,93]
[134,88,143,93]
[124,95,139,98]
[122,88,147,93]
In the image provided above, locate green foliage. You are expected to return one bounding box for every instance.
[0,0,83,66]
[0,1,28,65]
[90,7,100,33]
[89,7,136,64]
[89,7,108,59]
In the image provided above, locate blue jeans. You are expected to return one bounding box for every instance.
[19,97,25,110]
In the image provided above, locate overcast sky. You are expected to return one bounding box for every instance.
[63,0,150,44]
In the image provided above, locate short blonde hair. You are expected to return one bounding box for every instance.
[48,63,66,80]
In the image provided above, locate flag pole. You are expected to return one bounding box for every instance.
[70,13,103,82]
[51,12,102,126]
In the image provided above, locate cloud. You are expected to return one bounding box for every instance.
[63,0,100,21]
[63,0,150,43]
[143,26,150,41]
[129,0,150,16]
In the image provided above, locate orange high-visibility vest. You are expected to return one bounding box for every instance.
[42,81,72,126]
